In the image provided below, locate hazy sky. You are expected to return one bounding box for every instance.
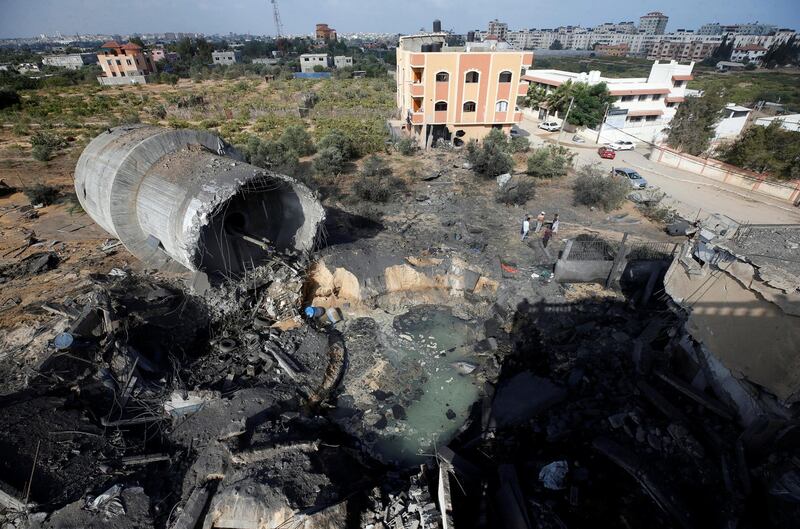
[1,0,798,38]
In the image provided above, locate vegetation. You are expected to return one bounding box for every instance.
[549,40,564,50]
[0,88,20,110]
[496,178,536,205]
[313,147,346,176]
[720,121,800,181]
[30,131,66,161]
[317,130,358,160]
[526,146,576,178]
[238,135,299,176]
[573,164,630,211]
[509,136,530,153]
[531,55,657,78]
[761,36,800,69]
[690,70,800,113]
[352,155,405,202]
[23,184,60,205]
[466,136,514,178]
[279,125,315,156]
[525,80,613,129]
[396,137,418,156]
[666,88,724,155]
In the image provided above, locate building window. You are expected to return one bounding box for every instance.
[673,80,684,87]
[435,72,449,82]
[495,100,509,112]
[627,116,643,123]
[621,95,634,102]
[120,71,125,77]
[107,60,112,65]
[652,94,662,100]
[666,102,675,108]
[126,59,132,65]
[116,59,121,65]
[645,115,657,122]
[304,58,309,61]
[498,71,512,83]
[111,71,117,77]
[434,101,448,111]
[463,101,476,112]
[465,71,479,83]
[638,95,649,101]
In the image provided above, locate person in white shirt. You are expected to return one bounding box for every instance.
[521,215,531,241]
[551,213,560,235]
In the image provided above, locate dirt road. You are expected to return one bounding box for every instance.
[518,116,800,225]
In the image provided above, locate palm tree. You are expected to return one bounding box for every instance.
[545,80,574,117]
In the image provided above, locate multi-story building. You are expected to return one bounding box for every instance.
[647,37,720,61]
[96,41,157,85]
[595,43,630,56]
[333,55,353,69]
[316,24,337,42]
[730,44,768,64]
[487,19,509,41]
[300,53,331,73]
[42,53,97,70]
[212,51,241,65]
[150,46,179,63]
[697,23,723,35]
[523,60,694,144]
[639,12,669,35]
[396,33,533,148]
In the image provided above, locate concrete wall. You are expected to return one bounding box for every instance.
[98,74,148,86]
[651,146,800,205]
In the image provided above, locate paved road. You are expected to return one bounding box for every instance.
[517,116,800,225]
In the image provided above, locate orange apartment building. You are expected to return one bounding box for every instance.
[316,24,337,42]
[97,41,157,85]
[396,34,533,148]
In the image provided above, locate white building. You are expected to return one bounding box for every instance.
[754,114,800,133]
[639,12,669,35]
[523,60,695,144]
[299,53,331,73]
[212,50,241,65]
[333,55,353,69]
[714,104,752,140]
[730,44,768,64]
[487,19,509,41]
[42,53,97,70]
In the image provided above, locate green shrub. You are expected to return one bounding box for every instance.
[573,164,629,211]
[240,136,299,175]
[317,130,357,160]
[466,139,514,178]
[30,131,66,161]
[23,184,59,205]
[353,174,405,203]
[313,146,345,176]
[150,104,167,120]
[11,120,29,136]
[526,145,576,178]
[509,136,530,153]
[360,155,391,178]
[280,125,315,156]
[396,137,418,156]
[496,178,536,205]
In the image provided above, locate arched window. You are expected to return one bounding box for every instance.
[434,101,448,111]
[498,71,512,83]
[435,71,449,82]
[465,71,479,83]
[495,100,509,112]
[463,101,476,112]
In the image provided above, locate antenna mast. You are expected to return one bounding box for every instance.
[271,0,284,38]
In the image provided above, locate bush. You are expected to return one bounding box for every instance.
[573,164,629,211]
[150,104,167,120]
[639,202,677,224]
[509,136,530,153]
[241,136,299,175]
[396,136,418,156]
[23,184,59,205]
[353,156,404,202]
[526,146,576,178]
[30,131,66,161]
[496,178,536,205]
[313,146,346,176]
[317,130,357,160]
[0,88,21,110]
[360,155,391,178]
[466,139,514,178]
[280,125,315,156]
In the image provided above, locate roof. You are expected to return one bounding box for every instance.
[120,43,142,50]
[735,44,767,52]
[725,104,752,112]
[100,40,121,49]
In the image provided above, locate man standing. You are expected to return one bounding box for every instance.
[551,213,560,236]
[521,215,531,241]
[535,211,546,232]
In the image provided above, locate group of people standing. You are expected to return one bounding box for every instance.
[521,211,559,247]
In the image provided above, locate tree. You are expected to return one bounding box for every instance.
[720,121,800,180]
[466,138,514,178]
[313,147,345,176]
[526,146,576,178]
[524,84,548,109]
[241,136,299,176]
[666,89,725,155]
[280,125,315,156]
[573,164,629,211]
[568,82,613,128]
[312,64,326,73]
[549,39,563,50]
[317,130,357,160]
[710,35,733,63]
[761,36,800,68]
[129,36,145,48]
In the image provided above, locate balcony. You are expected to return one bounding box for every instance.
[409,53,425,68]
[410,83,425,97]
[409,111,424,125]
[517,82,529,96]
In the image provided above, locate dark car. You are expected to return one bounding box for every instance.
[598,146,616,159]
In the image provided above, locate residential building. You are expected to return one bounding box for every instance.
[212,51,241,65]
[487,19,509,41]
[714,104,752,140]
[716,61,748,72]
[725,22,779,36]
[16,63,40,74]
[316,24,337,42]
[396,33,533,148]
[42,53,97,70]
[595,43,630,56]
[150,47,179,63]
[639,12,669,35]
[300,53,331,73]
[333,55,353,69]
[697,23,723,35]
[754,114,800,132]
[523,60,694,144]
[647,37,719,61]
[96,41,157,85]
[252,57,280,66]
[731,44,768,64]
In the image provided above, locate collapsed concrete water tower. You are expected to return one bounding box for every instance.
[74,125,325,277]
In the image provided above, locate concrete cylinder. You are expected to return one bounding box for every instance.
[74,125,325,276]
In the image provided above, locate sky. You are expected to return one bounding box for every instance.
[1,0,798,38]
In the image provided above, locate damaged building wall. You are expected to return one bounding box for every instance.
[74,125,325,276]
[664,242,800,406]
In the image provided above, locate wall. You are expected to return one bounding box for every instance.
[97,74,148,86]
[651,146,800,205]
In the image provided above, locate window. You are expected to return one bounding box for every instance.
[463,101,476,112]
[111,71,117,77]
[498,71,512,83]
[621,95,634,102]
[434,101,448,111]
[120,71,125,77]
[304,58,309,61]
[627,116,643,123]
[116,59,121,65]
[435,72,449,82]
[673,80,684,87]
[652,94,662,101]
[638,95,648,101]
[666,102,675,108]
[107,60,112,65]
[496,100,509,112]
[465,71,479,83]
[645,115,657,122]
[126,59,132,65]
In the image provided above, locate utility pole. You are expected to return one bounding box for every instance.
[557,97,574,145]
[271,0,284,38]
[595,102,610,144]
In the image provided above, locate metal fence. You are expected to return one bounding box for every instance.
[627,241,679,261]
[565,238,678,262]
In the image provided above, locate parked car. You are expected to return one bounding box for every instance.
[614,167,648,189]
[510,126,522,137]
[538,121,560,132]
[572,134,586,143]
[597,146,616,159]
[607,139,636,151]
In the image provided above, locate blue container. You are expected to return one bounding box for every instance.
[304,306,326,318]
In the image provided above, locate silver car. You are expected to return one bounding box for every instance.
[614,168,648,189]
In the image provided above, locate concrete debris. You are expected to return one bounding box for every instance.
[539,460,569,490]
